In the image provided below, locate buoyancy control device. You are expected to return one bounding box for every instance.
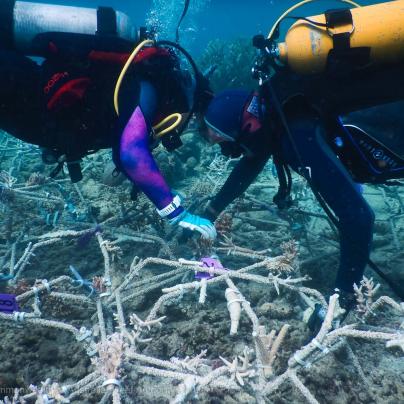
[331,121,404,184]
[0,0,139,55]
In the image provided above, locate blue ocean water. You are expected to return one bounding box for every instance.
[35,0,381,55]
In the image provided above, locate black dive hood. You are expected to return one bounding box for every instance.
[0,0,139,56]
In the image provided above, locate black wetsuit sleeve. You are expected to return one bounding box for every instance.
[209,151,271,216]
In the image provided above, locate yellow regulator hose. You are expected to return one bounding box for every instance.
[114,39,184,138]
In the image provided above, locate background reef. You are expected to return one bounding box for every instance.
[198,38,257,91]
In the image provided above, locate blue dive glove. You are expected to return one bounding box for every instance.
[169,210,217,240]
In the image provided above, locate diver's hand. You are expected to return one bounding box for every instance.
[168,211,217,240]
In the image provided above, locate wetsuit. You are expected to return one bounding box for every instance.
[206,60,404,292]
[116,76,186,217]
[208,110,375,293]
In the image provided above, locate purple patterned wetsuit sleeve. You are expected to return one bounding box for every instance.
[119,106,183,217]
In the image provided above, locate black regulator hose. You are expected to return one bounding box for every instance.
[176,0,191,43]
[156,39,205,129]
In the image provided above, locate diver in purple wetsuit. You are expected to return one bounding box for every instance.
[115,65,216,239]
[0,42,216,240]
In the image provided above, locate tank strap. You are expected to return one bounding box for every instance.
[325,8,354,51]
[272,157,293,209]
[96,7,117,36]
[0,0,15,49]
[49,159,83,183]
[325,8,353,29]
[324,8,371,75]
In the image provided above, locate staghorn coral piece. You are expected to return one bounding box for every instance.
[92,333,124,391]
[128,312,166,344]
[353,276,380,319]
[26,172,46,187]
[386,337,404,352]
[225,288,243,335]
[193,236,214,257]
[261,240,299,274]
[218,234,271,260]
[288,371,320,404]
[280,240,298,259]
[219,349,255,387]
[198,278,208,304]
[29,379,70,403]
[215,212,233,237]
[47,382,70,403]
[92,276,108,294]
[254,324,290,378]
[264,256,295,274]
[129,312,166,331]
[100,240,123,262]
[170,350,207,373]
[0,170,17,188]
[0,388,27,404]
[171,375,197,404]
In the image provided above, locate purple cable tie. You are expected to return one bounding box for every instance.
[195,257,227,280]
[0,293,19,314]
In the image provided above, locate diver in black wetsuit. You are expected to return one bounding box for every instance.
[201,62,404,313]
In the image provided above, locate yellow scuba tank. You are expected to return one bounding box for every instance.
[276,0,404,75]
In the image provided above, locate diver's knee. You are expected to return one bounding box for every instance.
[361,205,375,229]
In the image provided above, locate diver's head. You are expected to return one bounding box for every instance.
[203,89,251,144]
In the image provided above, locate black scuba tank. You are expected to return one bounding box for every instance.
[0,0,139,56]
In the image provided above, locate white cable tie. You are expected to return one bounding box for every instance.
[76,328,92,342]
[42,279,51,293]
[226,298,245,309]
[312,338,329,354]
[87,348,98,357]
[293,353,311,368]
[52,211,59,226]
[102,379,121,388]
[41,394,50,404]
[13,312,25,322]
[99,292,111,298]
[157,195,181,217]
